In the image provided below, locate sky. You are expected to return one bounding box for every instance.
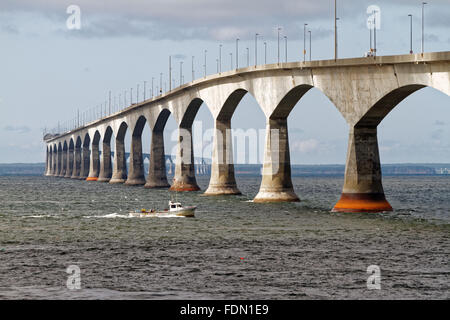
[0,0,449,164]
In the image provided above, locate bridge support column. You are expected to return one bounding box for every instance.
[254,118,299,202]
[87,142,100,181]
[79,145,90,180]
[145,129,170,188]
[71,146,81,179]
[110,139,127,184]
[333,126,392,213]
[64,148,73,178]
[59,149,67,177]
[98,141,112,182]
[125,134,146,185]
[204,119,241,195]
[52,150,57,176]
[170,127,200,191]
[45,149,51,176]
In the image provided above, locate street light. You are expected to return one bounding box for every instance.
[255,33,259,67]
[236,38,239,69]
[160,73,162,94]
[304,23,308,62]
[204,49,207,77]
[264,41,267,64]
[169,56,172,91]
[373,10,377,56]
[216,58,219,73]
[143,81,146,101]
[192,56,195,82]
[219,44,222,73]
[334,0,337,60]
[309,30,312,61]
[422,2,427,55]
[246,47,249,67]
[284,35,287,63]
[180,61,183,86]
[277,27,282,64]
[408,14,413,54]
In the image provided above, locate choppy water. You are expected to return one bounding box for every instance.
[0,175,448,299]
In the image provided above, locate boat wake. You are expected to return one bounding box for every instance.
[85,213,186,219]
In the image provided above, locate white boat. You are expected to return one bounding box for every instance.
[129,201,196,218]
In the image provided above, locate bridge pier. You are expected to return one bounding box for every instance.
[145,129,170,188]
[59,147,67,177]
[125,134,146,185]
[110,138,127,184]
[71,145,81,179]
[45,149,52,176]
[52,148,57,176]
[254,118,299,203]
[64,147,73,178]
[204,118,241,195]
[79,145,90,180]
[98,141,112,182]
[170,127,200,191]
[333,126,392,213]
[86,141,100,181]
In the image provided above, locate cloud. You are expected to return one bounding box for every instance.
[3,125,31,134]
[0,0,362,41]
[434,120,446,126]
[291,139,319,153]
[425,34,440,43]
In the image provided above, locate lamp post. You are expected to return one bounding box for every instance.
[143,81,146,101]
[255,33,259,66]
[216,58,219,73]
[246,47,249,67]
[151,77,154,97]
[236,38,239,69]
[408,14,413,54]
[204,49,207,77]
[264,41,267,64]
[309,30,312,61]
[304,23,308,62]
[160,73,162,94]
[373,10,377,56]
[277,27,282,64]
[422,2,427,55]
[219,44,222,73]
[284,35,287,63]
[180,61,183,86]
[169,56,172,91]
[192,56,194,82]
[334,0,337,61]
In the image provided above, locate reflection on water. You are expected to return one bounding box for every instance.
[0,176,448,299]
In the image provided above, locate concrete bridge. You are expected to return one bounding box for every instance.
[43,52,450,213]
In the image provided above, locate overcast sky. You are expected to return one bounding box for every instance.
[0,0,449,164]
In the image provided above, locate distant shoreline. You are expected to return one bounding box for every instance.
[1,163,449,177]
